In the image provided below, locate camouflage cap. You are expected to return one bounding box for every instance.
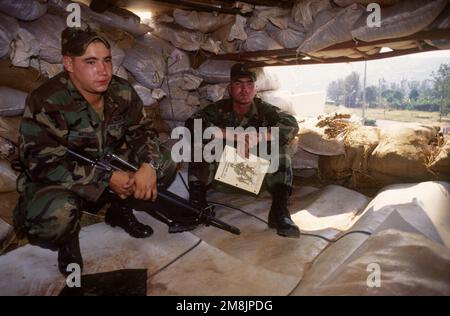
[61,27,110,57]
[230,63,257,82]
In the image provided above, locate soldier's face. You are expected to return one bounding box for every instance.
[63,41,112,95]
[228,77,256,106]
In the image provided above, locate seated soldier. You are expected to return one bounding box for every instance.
[185,63,301,238]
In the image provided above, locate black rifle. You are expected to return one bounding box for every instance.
[67,149,240,235]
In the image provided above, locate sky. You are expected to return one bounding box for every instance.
[265,50,450,94]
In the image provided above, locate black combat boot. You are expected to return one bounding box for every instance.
[268,184,300,238]
[58,230,83,276]
[105,204,153,238]
[188,181,208,210]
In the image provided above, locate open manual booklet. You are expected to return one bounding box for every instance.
[214,145,271,195]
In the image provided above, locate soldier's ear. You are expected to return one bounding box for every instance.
[63,56,74,73]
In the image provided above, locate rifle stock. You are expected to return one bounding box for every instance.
[67,149,240,235]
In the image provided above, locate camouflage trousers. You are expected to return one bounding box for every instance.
[13,146,178,250]
[188,144,293,193]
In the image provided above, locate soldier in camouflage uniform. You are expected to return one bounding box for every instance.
[185,63,300,238]
[13,27,184,276]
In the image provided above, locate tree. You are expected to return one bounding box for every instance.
[409,88,419,102]
[365,85,378,107]
[431,63,450,120]
[344,72,360,108]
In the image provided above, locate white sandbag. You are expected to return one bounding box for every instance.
[138,35,191,74]
[258,91,295,116]
[291,0,333,29]
[197,59,235,84]
[334,0,401,7]
[79,3,151,37]
[0,0,47,21]
[160,95,201,122]
[229,15,248,41]
[113,65,128,80]
[297,118,346,156]
[0,218,12,248]
[255,68,280,92]
[132,83,159,106]
[19,13,67,64]
[266,16,306,49]
[167,72,203,91]
[0,159,16,193]
[152,23,205,52]
[298,4,364,54]
[352,0,448,42]
[242,29,283,52]
[199,83,229,102]
[173,9,234,33]
[10,28,39,68]
[30,59,63,78]
[369,123,438,181]
[0,13,19,58]
[200,37,222,54]
[122,42,166,89]
[0,87,27,117]
[249,6,290,30]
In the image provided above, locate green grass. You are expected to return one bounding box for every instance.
[325,104,450,127]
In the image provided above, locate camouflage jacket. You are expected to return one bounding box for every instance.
[18,72,160,202]
[186,97,299,146]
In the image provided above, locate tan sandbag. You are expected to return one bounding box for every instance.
[266,15,306,49]
[297,116,350,156]
[291,0,333,28]
[211,22,239,54]
[429,138,450,180]
[152,23,206,52]
[249,6,290,30]
[352,0,448,42]
[0,60,46,93]
[368,123,438,181]
[0,160,17,193]
[293,229,450,295]
[319,125,380,187]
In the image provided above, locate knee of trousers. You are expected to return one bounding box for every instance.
[19,187,83,250]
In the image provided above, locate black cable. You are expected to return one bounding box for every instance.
[176,172,372,243]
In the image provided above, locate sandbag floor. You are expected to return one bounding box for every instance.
[0,169,449,295]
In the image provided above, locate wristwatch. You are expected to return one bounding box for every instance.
[145,159,160,171]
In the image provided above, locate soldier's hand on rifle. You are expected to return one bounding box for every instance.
[132,163,158,201]
[109,170,134,199]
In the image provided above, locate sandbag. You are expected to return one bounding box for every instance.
[10,27,38,68]
[133,84,159,107]
[368,123,438,181]
[122,42,166,89]
[30,59,63,79]
[298,4,364,54]
[19,13,67,64]
[0,0,47,21]
[78,2,151,37]
[334,0,401,6]
[152,23,205,52]
[173,9,234,33]
[199,83,229,102]
[297,116,349,156]
[242,29,283,52]
[0,159,16,193]
[138,35,191,75]
[266,16,306,49]
[0,13,19,58]
[425,4,450,49]
[197,60,235,84]
[352,0,448,42]
[429,138,450,180]
[159,93,201,122]
[255,68,281,92]
[0,116,22,143]
[211,22,239,54]
[319,125,380,187]
[0,87,27,117]
[249,6,290,30]
[291,0,332,29]
[167,72,203,91]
